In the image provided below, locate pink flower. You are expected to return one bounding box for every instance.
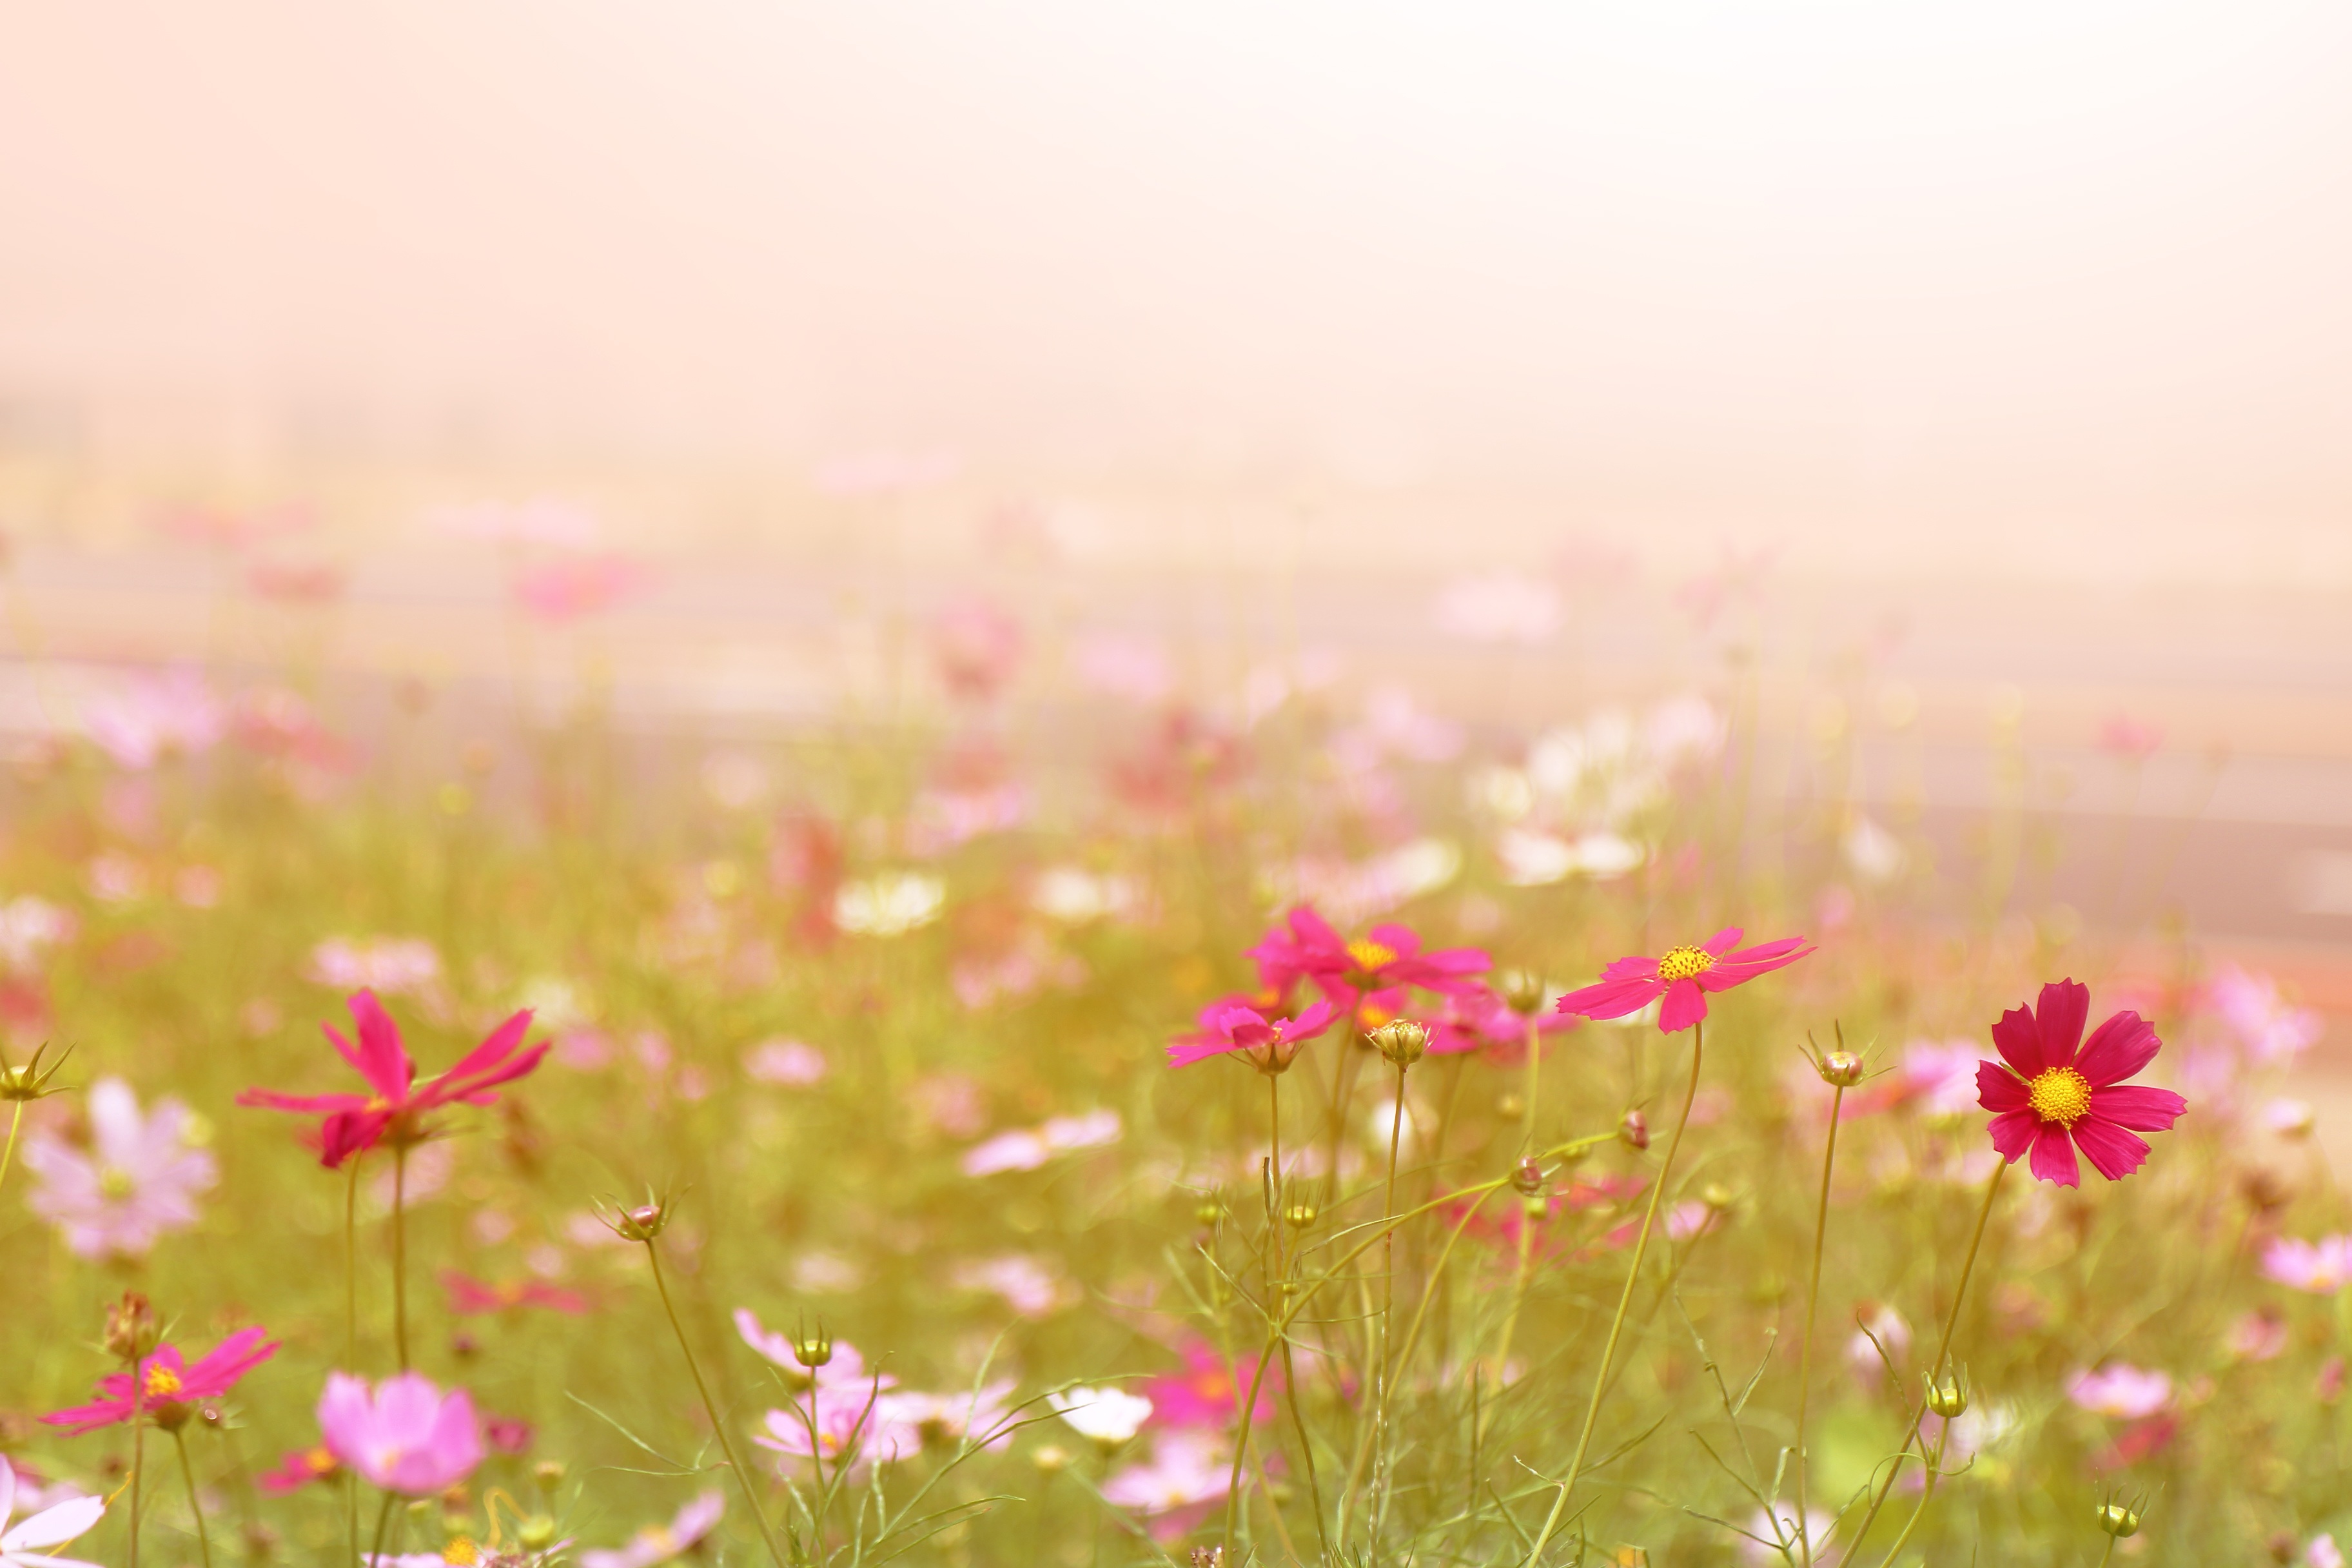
[1142,1343,1277,1431]
[304,937,441,996]
[1246,907,1491,1014]
[735,1309,887,1387]
[2262,1235,2352,1293]
[0,1458,107,1568]
[81,666,226,770]
[755,1377,913,1479]
[2227,1307,2290,1362]
[929,598,1024,701]
[1555,927,1814,1034]
[1846,1303,1912,1394]
[441,1271,589,1316]
[1166,999,1339,1072]
[485,1416,534,1455]
[23,1077,216,1260]
[43,1328,278,1434]
[1073,634,1173,703]
[1901,1041,1984,1118]
[239,990,547,1168]
[580,1491,725,1568]
[2206,963,2323,1066]
[2312,1535,2347,1568]
[317,1372,483,1496]
[1977,980,2188,1187]
[744,1039,828,1086]
[958,1110,1121,1175]
[509,553,647,621]
[2066,1363,2173,1420]
[1101,1431,1231,1514]
[257,1445,340,1494]
[2096,716,2164,759]
[952,1255,1075,1317]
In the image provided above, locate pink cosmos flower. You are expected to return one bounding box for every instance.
[2227,1307,2291,1362]
[952,1255,1075,1317]
[754,1376,913,1479]
[1422,985,1578,1057]
[1166,998,1340,1071]
[1101,1432,1231,1530]
[1141,1343,1277,1431]
[81,666,226,770]
[305,937,442,996]
[1554,927,1814,1034]
[317,1372,483,1496]
[580,1491,725,1568]
[2066,1363,2173,1419]
[1975,979,2188,1187]
[257,1445,340,1494]
[0,1458,107,1568]
[1900,1041,1984,1119]
[239,990,547,1168]
[2263,1235,2352,1294]
[440,1271,590,1316]
[509,553,647,621]
[43,1328,278,1434]
[958,1110,1122,1176]
[1246,907,1491,1016]
[2206,963,2324,1066]
[23,1077,217,1259]
[929,598,1024,702]
[744,1039,828,1086]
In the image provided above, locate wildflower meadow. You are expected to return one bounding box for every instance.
[0,554,2339,1568]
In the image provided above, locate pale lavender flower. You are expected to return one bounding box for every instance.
[2263,1235,2352,1294]
[82,666,226,770]
[954,1255,1075,1318]
[306,937,442,996]
[1101,1433,1230,1514]
[743,1039,827,1086]
[2208,963,2323,1066]
[0,1458,106,1568]
[579,1491,724,1568]
[2067,1363,2172,1419]
[24,1077,216,1259]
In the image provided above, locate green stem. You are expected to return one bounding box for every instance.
[345,1157,360,1568]
[2095,1533,2119,1568]
[1369,1061,1409,1561]
[1842,1157,2008,1564]
[1528,1017,1706,1567]
[129,1358,145,1568]
[367,1486,396,1568]
[645,1240,790,1567]
[0,1099,23,1200]
[1270,1072,1333,1565]
[1794,1081,1846,1568]
[391,1145,410,1373]
[173,1429,213,1568]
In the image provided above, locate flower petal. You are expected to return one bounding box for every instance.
[1976,1061,2030,1113]
[1554,976,1662,1021]
[1986,1108,2041,1161]
[1657,978,1710,1034]
[1286,999,1340,1039]
[1365,922,1423,961]
[2071,1116,2153,1182]
[2030,1122,2081,1186]
[1700,927,1746,956]
[2033,980,2091,1068]
[2073,1010,2161,1087]
[1698,937,1814,989]
[3,1494,107,1551]
[1990,1003,2047,1079]
[2087,1084,2187,1132]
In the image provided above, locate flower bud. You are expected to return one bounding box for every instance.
[519,1515,558,1551]
[1284,1202,1319,1231]
[1190,1549,1226,1568]
[2095,1502,2142,1538]
[1816,1050,1865,1087]
[600,1192,673,1242]
[1495,969,1548,1015]
[0,1040,73,1103]
[1618,1109,1650,1152]
[1495,1092,1525,1121]
[1511,1157,1547,1197]
[1925,1374,1968,1418]
[1368,1019,1429,1070]
[1521,1194,1549,1222]
[1701,1182,1736,1211]
[794,1321,834,1369]
[1194,1199,1224,1228]
[104,1291,161,1362]
[533,1462,565,1496]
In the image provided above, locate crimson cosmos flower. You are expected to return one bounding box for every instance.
[440,1270,590,1316]
[43,1328,278,1434]
[238,990,547,1168]
[1554,927,1814,1033]
[1975,979,2187,1186]
[1167,999,1339,1071]
[1246,906,1491,1016]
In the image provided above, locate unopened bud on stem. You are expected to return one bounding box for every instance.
[1368,1019,1429,1069]
[2095,1500,2143,1538]
[1618,1108,1650,1152]
[104,1291,161,1362]
[1495,970,1548,1015]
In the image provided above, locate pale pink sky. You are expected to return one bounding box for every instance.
[3,2,2350,569]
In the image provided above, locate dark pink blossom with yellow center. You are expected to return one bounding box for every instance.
[1554,927,1814,1033]
[1244,906,1491,1017]
[41,1328,278,1435]
[1975,979,2187,1187]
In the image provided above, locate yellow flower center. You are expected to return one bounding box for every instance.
[442,1539,480,1565]
[304,1446,337,1475]
[1346,939,1397,973]
[142,1365,184,1398]
[2028,1066,2093,1127]
[1655,945,1714,982]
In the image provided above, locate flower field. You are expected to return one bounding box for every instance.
[0,574,2341,1568]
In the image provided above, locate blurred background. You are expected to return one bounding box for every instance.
[1,2,2346,1108]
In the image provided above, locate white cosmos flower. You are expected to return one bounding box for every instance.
[832,873,945,937]
[0,1458,107,1568]
[1049,1387,1154,1445]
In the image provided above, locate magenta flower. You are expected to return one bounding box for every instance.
[1141,1342,1277,1431]
[1246,907,1490,1014]
[257,1445,340,1494]
[239,990,547,1168]
[1975,980,2188,1187]
[2066,1363,2173,1419]
[440,1270,590,1316]
[43,1328,278,1434]
[2263,1235,2352,1294]
[317,1372,483,1496]
[1166,998,1340,1071]
[1554,927,1814,1034]
[580,1491,725,1568]
[1423,986,1578,1056]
